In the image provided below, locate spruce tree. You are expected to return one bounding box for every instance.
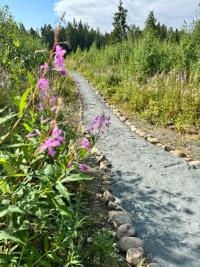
[144,11,157,33]
[112,0,128,42]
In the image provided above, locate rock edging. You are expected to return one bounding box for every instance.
[76,74,160,266]
[89,80,200,171]
[91,146,160,267]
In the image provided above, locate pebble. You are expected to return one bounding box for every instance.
[130,125,137,132]
[135,129,146,138]
[118,236,144,252]
[102,191,114,203]
[102,175,112,181]
[171,150,187,158]
[125,120,132,127]
[97,154,106,162]
[108,201,117,210]
[126,247,144,265]
[100,184,112,193]
[189,160,200,169]
[147,137,159,145]
[109,211,132,228]
[91,147,100,156]
[117,223,136,239]
[120,116,127,122]
[185,157,193,162]
[163,144,174,152]
[100,160,109,171]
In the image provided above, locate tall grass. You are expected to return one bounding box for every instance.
[70,26,200,132]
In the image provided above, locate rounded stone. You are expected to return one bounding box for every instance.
[100,184,112,193]
[97,154,106,162]
[171,150,187,158]
[118,236,144,252]
[91,147,100,156]
[189,160,200,169]
[117,223,136,239]
[108,201,117,210]
[100,160,109,171]
[130,125,137,132]
[126,247,144,265]
[125,121,132,127]
[147,137,159,145]
[102,191,114,203]
[102,175,112,181]
[185,157,193,162]
[162,144,174,152]
[109,211,132,228]
[135,129,146,138]
[120,116,127,122]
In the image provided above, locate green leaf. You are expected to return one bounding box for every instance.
[0,157,15,175]
[39,259,52,267]
[55,182,70,202]
[79,148,87,159]
[0,107,7,114]
[61,173,93,183]
[0,206,24,218]
[23,123,32,132]
[0,113,17,125]
[3,143,32,149]
[0,180,8,193]
[18,86,32,118]
[0,231,24,244]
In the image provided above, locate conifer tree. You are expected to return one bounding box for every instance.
[112,0,128,42]
[144,11,157,33]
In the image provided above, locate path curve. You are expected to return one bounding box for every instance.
[72,72,200,267]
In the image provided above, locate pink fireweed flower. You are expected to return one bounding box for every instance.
[39,126,64,157]
[40,63,49,71]
[37,78,49,102]
[59,69,67,76]
[54,45,67,75]
[79,163,89,172]
[81,138,90,150]
[37,78,49,91]
[88,114,110,134]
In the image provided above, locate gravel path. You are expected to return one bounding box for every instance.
[72,72,200,267]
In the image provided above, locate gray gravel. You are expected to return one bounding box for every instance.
[72,72,200,267]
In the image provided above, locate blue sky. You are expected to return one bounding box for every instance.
[0,0,199,32]
[0,0,58,29]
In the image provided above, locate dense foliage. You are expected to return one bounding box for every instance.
[69,6,200,132]
[0,6,117,266]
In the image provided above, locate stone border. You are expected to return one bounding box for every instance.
[90,147,160,267]
[89,81,200,170]
[75,77,160,267]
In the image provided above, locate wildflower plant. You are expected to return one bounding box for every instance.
[0,21,110,266]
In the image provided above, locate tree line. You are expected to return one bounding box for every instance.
[27,0,183,52]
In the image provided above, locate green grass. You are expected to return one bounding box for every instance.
[69,31,200,133]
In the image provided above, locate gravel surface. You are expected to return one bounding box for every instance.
[72,72,200,267]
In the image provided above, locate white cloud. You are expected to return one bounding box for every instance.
[54,0,199,32]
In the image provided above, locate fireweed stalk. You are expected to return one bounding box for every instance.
[34,29,110,173]
[0,17,111,267]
